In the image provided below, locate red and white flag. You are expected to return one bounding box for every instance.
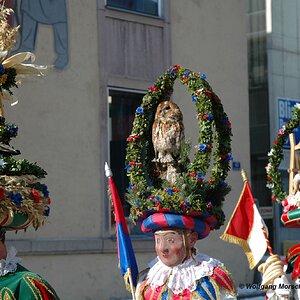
[220,177,268,269]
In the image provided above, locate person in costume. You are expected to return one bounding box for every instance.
[0,5,59,299]
[135,226,236,299]
[114,65,237,299]
[258,244,300,299]
[257,104,300,299]
[0,228,59,300]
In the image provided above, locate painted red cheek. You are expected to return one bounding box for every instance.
[174,247,182,256]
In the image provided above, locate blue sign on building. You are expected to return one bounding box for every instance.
[232,161,241,171]
[278,98,300,149]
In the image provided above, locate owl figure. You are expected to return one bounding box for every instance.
[152,101,184,183]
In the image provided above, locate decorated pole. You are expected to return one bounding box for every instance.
[105,162,138,300]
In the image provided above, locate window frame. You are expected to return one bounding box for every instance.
[105,0,163,18]
[107,87,147,236]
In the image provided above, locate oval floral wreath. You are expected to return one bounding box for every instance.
[125,66,232,228]
[266,103,300,202]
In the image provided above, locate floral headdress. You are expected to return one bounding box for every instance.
[266,103,300,227]
[0,5,50,231]
[125,66,232,239]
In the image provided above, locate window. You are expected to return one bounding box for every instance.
[108,89,145,222]
[106,0,160,17]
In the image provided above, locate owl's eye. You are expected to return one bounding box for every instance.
[164,106,170,110]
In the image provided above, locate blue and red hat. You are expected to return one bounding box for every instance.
[138,210,219,239]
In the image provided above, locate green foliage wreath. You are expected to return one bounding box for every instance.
[125,66,232,227]
[266,104,300,202]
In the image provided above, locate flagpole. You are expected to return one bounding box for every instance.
[261,227,274,256]
[127,268,136,300]
[105,162,137,300]
[241,169,274,256]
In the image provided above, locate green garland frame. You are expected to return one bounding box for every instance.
[125,66,232,227]
[266,104,300,202]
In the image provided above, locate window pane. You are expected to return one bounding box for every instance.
[107,0,159,16]
[108,89,144,218]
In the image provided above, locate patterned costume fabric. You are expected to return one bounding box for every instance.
[136,253,236,300]
[0,265,59,300]
[0,247,59,300]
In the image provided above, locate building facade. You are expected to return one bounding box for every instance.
[248,0,300,255]
[5,1,250,299]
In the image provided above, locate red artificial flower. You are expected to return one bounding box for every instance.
[152,169,161,174]
[47,198,52,205]
[126,135,140,142]
[204,90,212,98]
[267,175,271,181]
[196,90,203,95]
[277,129,285,137]
[31,188,40,203]
[274,140,278,145]
[128,162,142,168]
[173,65,181,70]
[172,188,179,193]
[197,178,203,183]
[148,86,157,92]
[0,188,4,200]
[271,195,276,201]
[189,172,196,177]
[208,179,215,183]
[181,200,186,212]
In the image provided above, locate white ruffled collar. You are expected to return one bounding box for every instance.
[0,246,22,276]
[146,253,222,294]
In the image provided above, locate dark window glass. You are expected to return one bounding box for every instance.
[107,0,159,16]
[108,89,144,220]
